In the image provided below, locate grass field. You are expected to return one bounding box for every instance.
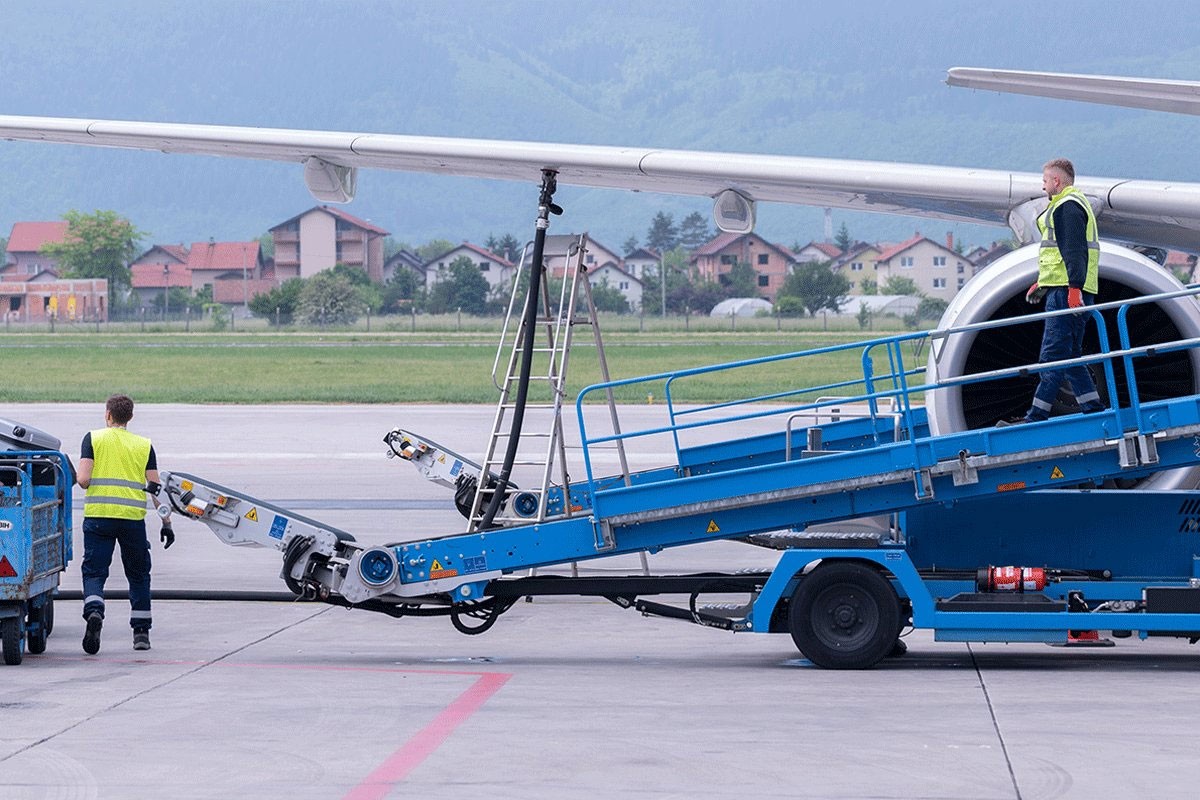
[0,319,924,405]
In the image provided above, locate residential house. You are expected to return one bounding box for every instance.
[424,242,515,294]
[383,249,425,284]
[2,221,68,278]
[0,274,108,322]
[622,247,660,282]
[541,234,623,280]
[587,261,643,311]
[831,242,884,295]
[130,244,191,309]
[184,240,268,317]
[873,234,970,301]
[691,232,796,301]
[271,206,389,283]
[793,240,843,265]
[968,240,1016,272]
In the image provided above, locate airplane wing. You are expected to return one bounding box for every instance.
[2,113,1199,251]
[947,67,1200,117]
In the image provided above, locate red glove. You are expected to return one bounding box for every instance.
[1067,287,1084,309]
[1025,283,1047,304]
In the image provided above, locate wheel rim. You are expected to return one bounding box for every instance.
[810,581,880,651]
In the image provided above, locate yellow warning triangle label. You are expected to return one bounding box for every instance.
[245,507,258,522]
[706,520,720,533]
[1050,466,1065,479]
[438,454,446,463]
[431,559,444,571]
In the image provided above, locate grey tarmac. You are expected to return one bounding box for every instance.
[1,404,1197,800]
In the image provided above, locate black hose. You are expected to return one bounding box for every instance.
[478,169,559,529]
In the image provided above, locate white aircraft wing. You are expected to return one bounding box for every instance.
[2,113,1199,251]
[947,67,1200,117]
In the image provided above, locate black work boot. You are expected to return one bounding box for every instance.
[82,613,103,655]
[132,629,151,651]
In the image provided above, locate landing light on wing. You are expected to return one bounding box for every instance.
[304,156,357,203]
[713,188,755,234]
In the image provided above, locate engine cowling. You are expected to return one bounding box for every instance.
[925,241,1200,489]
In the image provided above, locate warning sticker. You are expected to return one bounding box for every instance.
[268,514,288,540]
[431,558,444,571]
[1050,466,1065,480]
[997,481,1027,492]
[706,520,721,533]
[244,507,259,522]
[438,454,446,464]
[462,554,488,574]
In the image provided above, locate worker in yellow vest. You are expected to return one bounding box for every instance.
[1004,158,1104,424]
[76,395,173,654]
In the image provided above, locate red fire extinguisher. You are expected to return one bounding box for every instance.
[976,565,1047,593]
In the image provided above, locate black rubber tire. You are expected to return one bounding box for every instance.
[788,562,901,670]
[44,597,54,636]
[27,604,47,655]
[2,617,24,666]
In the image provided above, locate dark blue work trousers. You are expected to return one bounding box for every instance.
[81,516,153,631]
[1027,287,1103,421]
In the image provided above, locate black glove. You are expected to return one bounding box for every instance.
[160,521,175,550]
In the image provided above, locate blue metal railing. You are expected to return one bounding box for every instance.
[575,286,1200,491]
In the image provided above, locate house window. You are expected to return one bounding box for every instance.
[932,278,947,288]
[758,274,769,287]
[901,256,915,268]
[718,274,731,286]
[586,254,595,264]
[957,264,965,274]
[758,253,769,265]
[958,278,965,288]
[851,262,863,271]
[480,262,490,272]
[720,254,736,265]
[933,256,946,267]
[335,219,353,232]
[619,281,628,290]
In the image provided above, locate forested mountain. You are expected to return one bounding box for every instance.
[3,1,1200,252]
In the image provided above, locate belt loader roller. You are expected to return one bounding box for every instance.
[163,286,1200,668]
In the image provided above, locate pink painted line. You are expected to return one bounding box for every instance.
[343,671,512,800]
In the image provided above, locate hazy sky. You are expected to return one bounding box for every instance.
[4,1,1200,250]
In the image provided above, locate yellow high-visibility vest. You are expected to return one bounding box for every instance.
[84,427,150,520]
[1037,185,1099,294]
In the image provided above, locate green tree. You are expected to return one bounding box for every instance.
[882,275,920,296]
[856,301,872,330]
[726,259,759,297]
[382,236,410,260]
[834,223,852,252]
[645,212,678,253]
[298,272,365,325]
[382,268,422,313]
[779,260,851,316]
[249,277,305,325]
[622,235,639,256]
[0,237,7,257]
[417,239,456,263]
[588,278,630,313]
[859,276,878,295]
[917,296,949,321]
[329,263,382,312]
[41,210,143,309]
[258,232,275,261]
[426,255,488,314]
[496,234,522,264]
[677,211,711,251]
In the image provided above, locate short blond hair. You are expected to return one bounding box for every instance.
[1043,158,1075,183]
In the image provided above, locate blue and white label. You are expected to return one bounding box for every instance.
[450,459,463,477]
[269,514,289,540]
[462,554,488,574]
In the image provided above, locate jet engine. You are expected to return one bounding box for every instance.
[925,242,1200,489]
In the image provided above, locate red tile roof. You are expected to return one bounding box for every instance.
[805,242,843,259]
[691,232,743,257]
[875,235,929,264]
[187,241,260,271]
[427,242,514,269]
[7,222,69,253]
[131,262,193,289]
